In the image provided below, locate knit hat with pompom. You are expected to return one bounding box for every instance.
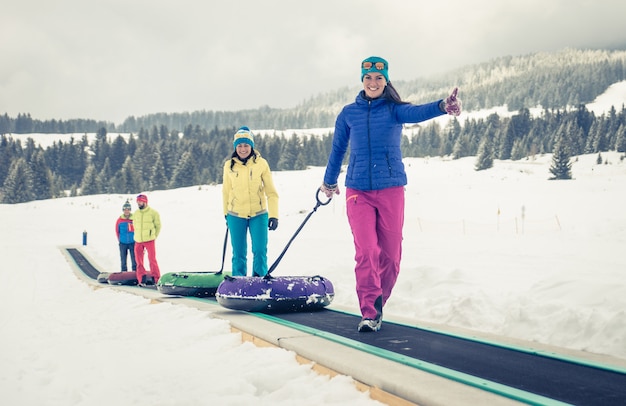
[233,126,254,149]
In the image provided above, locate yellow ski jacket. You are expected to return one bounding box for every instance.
[222,154,279,219]
[131,206,161,243]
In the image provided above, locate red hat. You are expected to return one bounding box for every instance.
[136,194,148,203]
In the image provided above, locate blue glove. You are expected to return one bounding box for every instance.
[268,217,278,231]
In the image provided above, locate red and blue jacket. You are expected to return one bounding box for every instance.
[115,216,135,244]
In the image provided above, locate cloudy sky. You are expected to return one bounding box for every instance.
[2,0,626,124]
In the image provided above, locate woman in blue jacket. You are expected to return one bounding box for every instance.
[321,56,462,332]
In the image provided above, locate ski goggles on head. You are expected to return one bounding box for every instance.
[362,61,386,70]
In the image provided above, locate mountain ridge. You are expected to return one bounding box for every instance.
[2,47,625,134]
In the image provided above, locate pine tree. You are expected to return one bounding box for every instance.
[109,135,128,173]
[309,134,329,166]
[169,151,197,188]
[97,158,113,193]
[498,120,516,160]
[452,135,471,159]
[131,141,156,184]
[30,151,53,200]
[615,124,626,152]
[475,122,497,171]
[510,138,526,160]
[475,136,494,171]
[0,136,21,186]
[549,136,572,180]
[263,135,282,169]
[91,128,109,171]
[2,158,35,203]
[156,140,176,180]
[277,134,300,170]
[80,164,99,195]
[295,150,308,170]
[420,123,442,157]
[150,154,168,190]
[591,121,609,153]
[23,138,38,162]
[116,156,140,194]
[49,173,64,198]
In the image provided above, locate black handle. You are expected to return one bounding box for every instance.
[265,188,331,278]
[215,226,229,275]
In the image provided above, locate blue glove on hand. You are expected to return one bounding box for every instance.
[268,217,278,231]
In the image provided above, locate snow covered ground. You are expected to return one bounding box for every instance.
[1,149,625,405]
[2,83,626,405]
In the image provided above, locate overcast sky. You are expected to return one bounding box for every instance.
[2,0,626,124]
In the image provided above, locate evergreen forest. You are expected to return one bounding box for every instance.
[2,48,626,203]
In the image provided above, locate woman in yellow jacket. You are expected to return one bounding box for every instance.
[222,127,279,277]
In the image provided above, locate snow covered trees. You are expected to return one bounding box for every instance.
[2,158,34,203]
[549,136,573,180]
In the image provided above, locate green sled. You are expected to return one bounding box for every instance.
[157,271,230,297]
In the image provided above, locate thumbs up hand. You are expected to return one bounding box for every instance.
[441,87,462,116]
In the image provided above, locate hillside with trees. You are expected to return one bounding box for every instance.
[1,48,625,203]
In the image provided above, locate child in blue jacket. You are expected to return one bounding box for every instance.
[115,200,137,272]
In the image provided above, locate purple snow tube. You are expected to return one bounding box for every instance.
[215,275,334,313]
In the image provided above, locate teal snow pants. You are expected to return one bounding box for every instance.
[227,213,269,277]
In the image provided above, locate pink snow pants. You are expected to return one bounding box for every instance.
[134,240,161,283]
[346,186,404,320]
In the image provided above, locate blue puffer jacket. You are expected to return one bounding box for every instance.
[324,91,445,191]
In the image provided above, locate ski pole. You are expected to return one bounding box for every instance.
[265,188,331,278]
